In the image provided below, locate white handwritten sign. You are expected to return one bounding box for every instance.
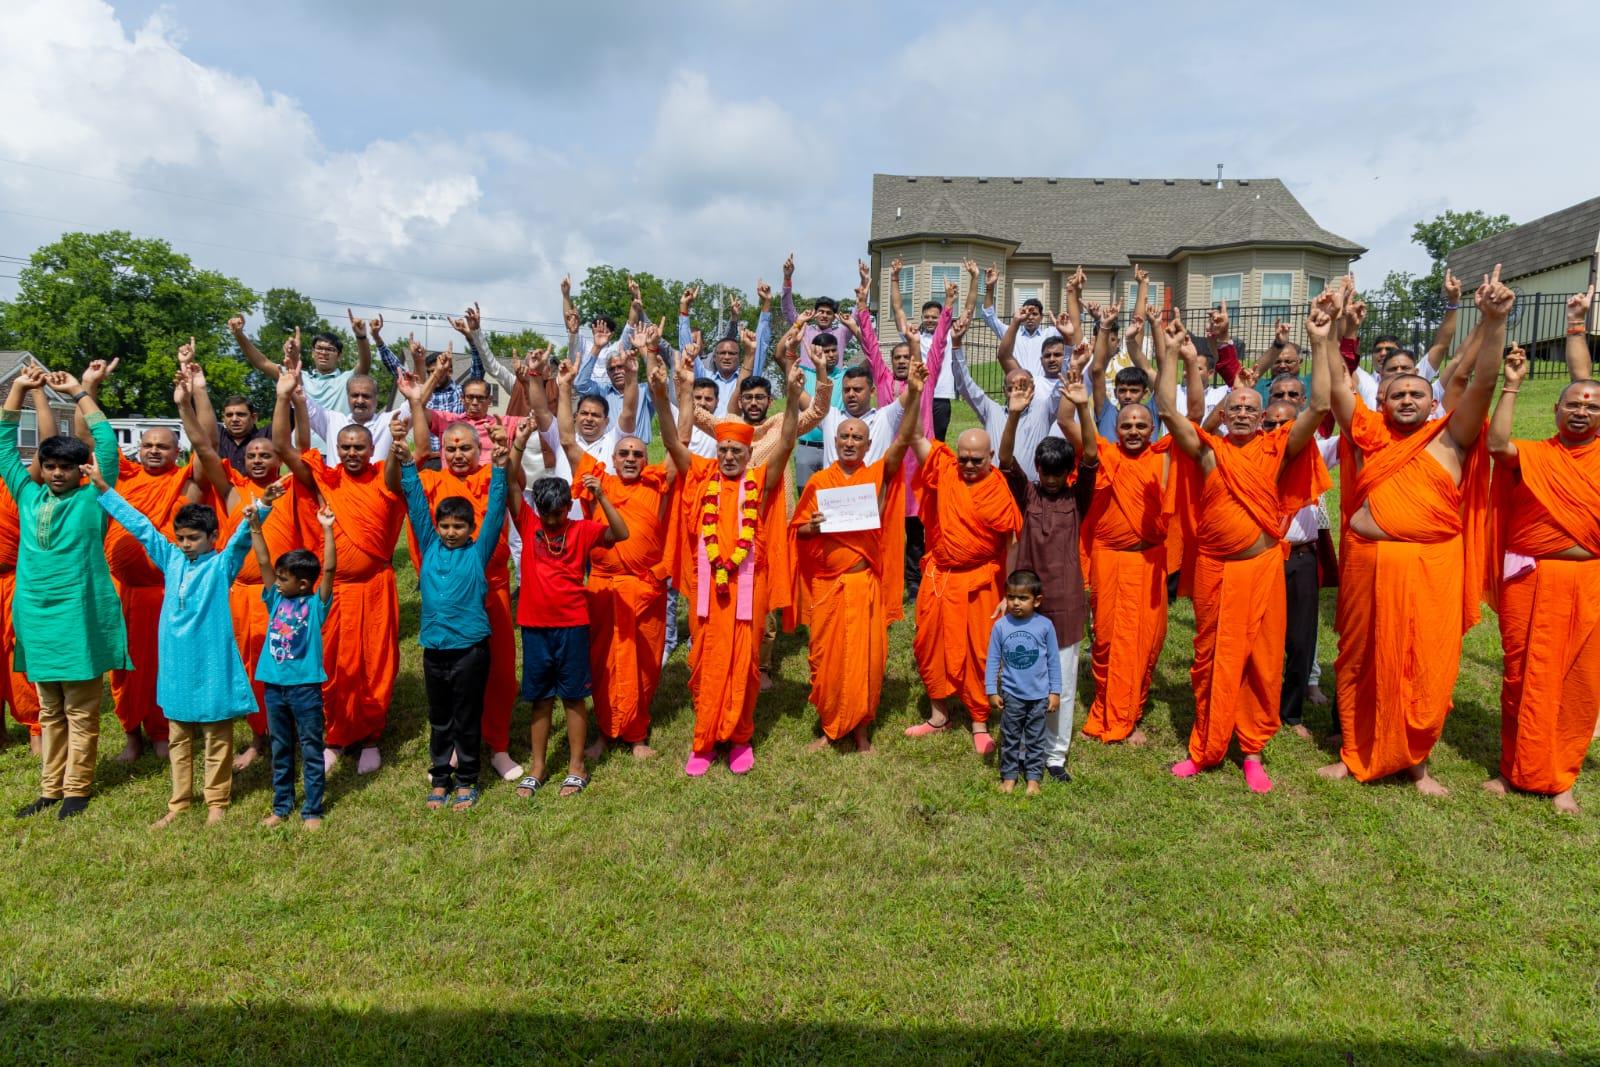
[815,483,880,533]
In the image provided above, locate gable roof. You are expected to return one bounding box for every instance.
[1447,196,1600,286]
[869,175,1364,266]
[0,351,74,403]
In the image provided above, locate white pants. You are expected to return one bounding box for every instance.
[1044,642,1082,767]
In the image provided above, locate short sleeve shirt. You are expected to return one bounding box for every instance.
[514,515,605,628]
[256,587,329,685]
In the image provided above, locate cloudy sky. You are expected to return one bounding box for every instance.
[2,0,1592,335]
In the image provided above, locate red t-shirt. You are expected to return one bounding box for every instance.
[514,513,605,628]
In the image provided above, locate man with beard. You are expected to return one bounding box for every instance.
[1319,271,1507,796]
[792,356,927,753]
[1157,307,1331,795]
[274,364,406,776]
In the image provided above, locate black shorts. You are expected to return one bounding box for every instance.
[520,625,592,702]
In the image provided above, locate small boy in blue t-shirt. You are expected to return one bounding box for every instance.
[985,569,1063,795]
[247,500,335,830]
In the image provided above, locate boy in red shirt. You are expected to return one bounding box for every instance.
[508,421,629,798]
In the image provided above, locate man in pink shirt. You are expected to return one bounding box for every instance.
[422,375,525,465]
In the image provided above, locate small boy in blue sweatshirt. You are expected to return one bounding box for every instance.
[985,569,1062,795]
[393,436,508,812]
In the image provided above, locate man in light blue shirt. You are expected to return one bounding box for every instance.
[230,317,373,417]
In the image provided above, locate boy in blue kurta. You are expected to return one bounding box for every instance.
[88,455,266,828]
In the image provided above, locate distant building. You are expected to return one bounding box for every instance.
[0,351,79,458]
[1449,197,1600,348]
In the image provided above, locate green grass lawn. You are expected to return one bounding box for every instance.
[2,375,1596,1065]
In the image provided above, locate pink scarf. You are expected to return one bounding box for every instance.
[695,475,756,621]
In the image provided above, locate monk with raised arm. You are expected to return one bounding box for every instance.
[658,361,804,777]
[1156,309,1331,794]
[904,419,1023,754]
[792,354,927,753]
[274,364,406,776]
[1483,342,1600,813]
[1319,269,1508,795]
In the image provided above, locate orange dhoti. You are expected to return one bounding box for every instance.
[1335,409,1487,781]
[1188,549,1285,766]
[587,571,666,743]
[230,584,270,736]
[1490,437,1600,795]
[0,569,39,735]
[1083,543,1168,741]
[676,456,791,752]
[911,442,1021,724]
[793,459,904,740]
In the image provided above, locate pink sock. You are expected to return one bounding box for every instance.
[684,750,714,777]
[1170,758,1201,778]
[728,743,755,775]
[1243,759,1273,793]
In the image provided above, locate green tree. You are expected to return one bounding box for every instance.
[1411,209,1513,300]
[243,288,354,413]
[0,231,255,417]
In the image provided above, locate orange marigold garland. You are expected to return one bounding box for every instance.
[700,474,759,587]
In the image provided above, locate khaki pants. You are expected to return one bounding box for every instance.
[37,678,103,799]
[167,720,235,814]
[759,610,779,672]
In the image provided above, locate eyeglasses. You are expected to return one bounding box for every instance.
[956,455,987,467]
[615,449,647,458]
[1261,419,1288,430]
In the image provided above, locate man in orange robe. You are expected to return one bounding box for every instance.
[791,359,926,752]
[564,355,679,761]
[87,353,204,763]
[903,427,1023,754]
[1156,312,1331,793]
[1484,346,1600,813]
[274,365,405,776]
[1320,271,1508,794]
[657,361,804,777]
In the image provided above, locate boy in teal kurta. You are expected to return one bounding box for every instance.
[1,363,129,820]
[87,455,267,828]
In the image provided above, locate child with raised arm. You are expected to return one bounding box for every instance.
[86,453,263,828]
[249,501,335,830]
[393,433,509,812]
[986,569,1063,796]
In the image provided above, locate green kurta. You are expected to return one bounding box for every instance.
[0,410,131,681]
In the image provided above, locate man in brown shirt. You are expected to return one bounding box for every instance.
[999,372,1097,781]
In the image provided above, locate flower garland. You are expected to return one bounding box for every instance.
[700,474,759,587]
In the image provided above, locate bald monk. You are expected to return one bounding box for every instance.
[274,364,406,775]
[1484,345,1600,812]
[0,380,59,755]
[398,375,524,782]
[79,357,203,763]
[1319,270,1509,794]
[657,362,805,776]
[173,355,306,771]
[904,425,1023,753]
[562,346,681,761]
[1156,309,1330,793]
[792,356,927,752]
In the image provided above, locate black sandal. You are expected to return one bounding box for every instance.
[515,775,543,799]
[558,773,589,797]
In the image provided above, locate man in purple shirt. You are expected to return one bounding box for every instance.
[781,252,850,370]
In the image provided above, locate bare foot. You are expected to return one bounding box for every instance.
[301,817,323,831]
[1024,781,1041,796]
[758,669,774,693]
[205,807,225,826]
[233,737,268,772]
[1316,761,1350,780]
[153,740,169,759]
[150,811,180,830]
[1126,729,1148,747]
[427,788,449,810]
[999,779,1016,794]
[1306,685,1330,707]
[1554,789,1580,815]
[583,737,607,762]
[631,743,657,761]
[1407,764,1449,797]
[1292,724,1313,740]
[806,736,834,753]
[1078,729,1094,742]
[852,725,873,754]
[114,731,145,764]
[1482,775,1509,796]
[259,814,285,828]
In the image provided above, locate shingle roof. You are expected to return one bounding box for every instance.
[869,175,1364,266]
[0,351,75,402]
[1447,196,1600,286]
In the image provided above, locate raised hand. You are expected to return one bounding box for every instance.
[370,312,384,338]
[679,285,698,315]
[782,252,795,281]
[626,275,642,304]
[406,333,426,366]
[556,357,578,388]
[786,362,805,403]
[907,357,929,393]
[854,283,870,308]
[1177,330,1200,367]
[1236,364,1259,388]
[465,302,482,333]
[388,430,412,467]
[582,473,604,498]
[1503,343,1528,387]
[81,357,118,392]
[727,293,744,321]
[276,364,300,398]
[952,310,973,346]
[49,368,84,395]
[1099,299,1122,330]
[647,358,669,394]
[512,418,536,451]
[682,339,702,364]
[14,365,46,391]
[259,475,290,505]
[1476,264,1515,321]
[1124,312,1144,347]
[316,505,335,530]
[860,260,872,286]
[1207,303,1230,342]
[525,346,551,381]
[80,453,108,492]
[177,335,197,366]
[1068,341,1092,377]
[756,278,772,304]
[172,366,192,406]
[944,279,959,305]
[1133,265,1149,285]
[1443,269,1462,306]
[395,369,427,402]
[1568,283,1595,326]
[890,256,904,279]
[564,307,582,335]
[1054,309,1079,344]
[347,308,369,340]
[1007,377,1034,414]
[284,326,303,370]
[1274,321,1291,345]
[794,308,817,327]
[560,274,572,300]
[491,442,510,468]
[1068,266,1087,293]
[984,264,999,290]
[1064,371,1090,408]
[1306,305,1333,342]
[227,315,247,335]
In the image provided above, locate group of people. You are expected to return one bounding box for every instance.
[2,252,1597,825]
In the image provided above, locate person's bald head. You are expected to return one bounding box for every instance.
[138,426,180,473]
[955,428,992,483]
[1261,400,1298,432]
[1380,372,1432,429]
[439,422,480,474]
[834,416,871,466]
[612,434,648,480]
[1115,402,1155,454]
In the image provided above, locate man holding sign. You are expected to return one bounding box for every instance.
[792,354,928,752]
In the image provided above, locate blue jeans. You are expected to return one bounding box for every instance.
[1000,695,1049,782]
[265,682,326,819]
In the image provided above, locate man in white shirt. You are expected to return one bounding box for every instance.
[818,367,910,466]
[979,273,1061,382]
[949,345,1065,482]
[304,373,407,466]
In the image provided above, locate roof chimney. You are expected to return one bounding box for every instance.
[1215,163,1224,189]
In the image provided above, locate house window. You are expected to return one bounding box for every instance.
[929,265,962,311]
[1307,275,1327,299]
[1013,282,1041,316]
[1210,273,1242,317]
[1261,271,1293,313]
[16,410,37,451]
[899,268,915,322]
[1125,280,1164,312]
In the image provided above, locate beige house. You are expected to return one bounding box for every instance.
[0,352,78,457]
[1448,196,1600,348]
[866,174,1363,341]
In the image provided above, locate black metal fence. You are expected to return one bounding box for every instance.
[952,293,1591,398]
